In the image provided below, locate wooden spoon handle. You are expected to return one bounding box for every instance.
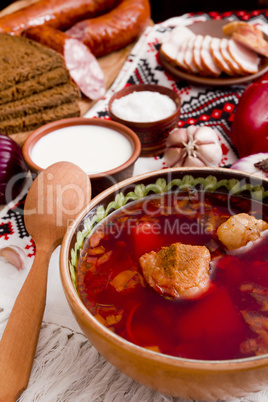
[0,247,50,402]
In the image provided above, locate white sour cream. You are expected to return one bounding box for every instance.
[30,125,133,174]
[111,91,177,122]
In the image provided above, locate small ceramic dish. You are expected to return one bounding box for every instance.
[22,117,141,197]
[60,166,268,400]
[108,84,181,157]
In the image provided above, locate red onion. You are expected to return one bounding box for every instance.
[231,73,268,158]
[231,153,268,177]
[0,134,28,204]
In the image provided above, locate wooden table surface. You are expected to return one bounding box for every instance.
[0,0,142,147]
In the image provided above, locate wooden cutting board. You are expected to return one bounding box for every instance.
[0,0,146,147]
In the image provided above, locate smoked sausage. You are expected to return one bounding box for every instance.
[66,0,151,58]
[24,26,105,100]
[0,0,119,35]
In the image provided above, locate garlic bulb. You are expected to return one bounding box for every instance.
[164,126,223,168]
[231,153,268,177]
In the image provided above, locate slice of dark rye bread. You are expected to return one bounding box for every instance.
[0,67,71,105]
[0,101,81,135]
[0,33,66,91]
[0,33,82,135]
[0,82,80,121]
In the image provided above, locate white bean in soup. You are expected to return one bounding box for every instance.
[30,125,133,174]
[111,91,177,122]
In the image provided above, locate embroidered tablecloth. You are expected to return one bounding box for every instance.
[1,9,268,402]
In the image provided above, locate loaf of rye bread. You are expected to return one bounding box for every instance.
[0,33,66,91]
[0,33,81,135]
[0,101,81,135]
[0,82,80,121]
[0,67,71,105]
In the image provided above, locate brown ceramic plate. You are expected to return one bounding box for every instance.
[159,19,268,86]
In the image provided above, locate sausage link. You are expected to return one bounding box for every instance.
[24,26,105,100]
[66,0,151,57]
[0,0,119,35]
[24,25,68,54]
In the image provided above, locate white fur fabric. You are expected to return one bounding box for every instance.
[1,314,267,401]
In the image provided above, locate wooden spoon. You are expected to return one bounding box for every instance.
[0,161,91,401]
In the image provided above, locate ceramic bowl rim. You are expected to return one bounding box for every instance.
[22,117,141,178]
[60,166,268,371]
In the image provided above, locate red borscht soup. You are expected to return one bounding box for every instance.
[76,191,268,361]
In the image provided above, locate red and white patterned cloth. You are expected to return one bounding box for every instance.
[1,10,268,402]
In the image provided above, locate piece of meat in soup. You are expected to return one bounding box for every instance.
[139,242,211,299]
[217,213,268,251]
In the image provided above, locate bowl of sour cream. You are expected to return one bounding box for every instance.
[22,117,141,197]
[108,84,181,156]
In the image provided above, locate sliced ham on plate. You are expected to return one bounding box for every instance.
[223,21,264,38]
[210,37,235,76]
[184,36,199,74]
[200,35,222,77]
[161,26,195,64]
[160,22,264,79]
[228,39,260,74]
[223,21,268,57]
[193,35,210,75]
[176,38,192,71]
[219,38,244,75]
[161,41,180,63]
[233,33,268,57]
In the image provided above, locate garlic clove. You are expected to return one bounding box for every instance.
[166,128,188,147]
[164,147,185,167]
[194,126,220,144]
[0,245,27,270]
[186,125,199,137]
[184,155,206,167]
[196,142,223,166]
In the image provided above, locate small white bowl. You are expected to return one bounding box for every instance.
[22,117,141,197]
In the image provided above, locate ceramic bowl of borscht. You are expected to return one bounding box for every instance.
[60,167,268,400]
